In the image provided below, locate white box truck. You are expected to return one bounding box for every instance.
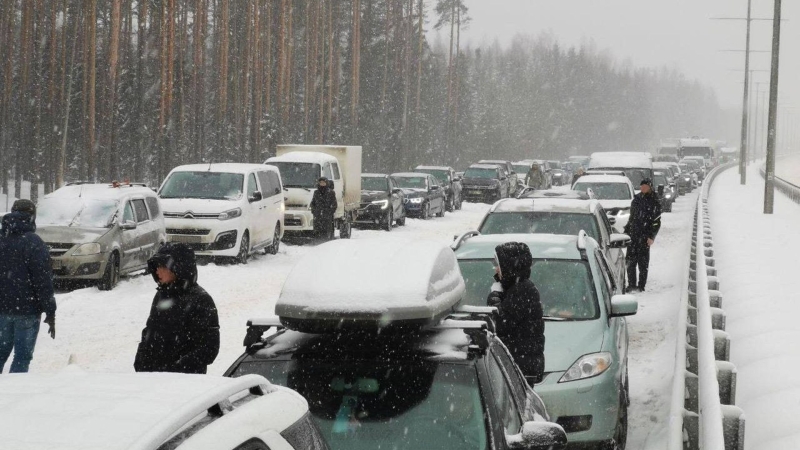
[266,145,362,238]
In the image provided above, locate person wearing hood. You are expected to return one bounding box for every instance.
[0,200,56,373]
[487,242,545,384]
[571,167,586,185]
[527,163,546,190]
[624,178,662,292]
[134,243,219,374]
[310,176,338,240]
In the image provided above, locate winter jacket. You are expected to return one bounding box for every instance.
[0,212,56,317]
[310,183,338,219]
[487,242,545,381]
[624,191,662,241]
[135,244,219,374]
[527,168,546,189]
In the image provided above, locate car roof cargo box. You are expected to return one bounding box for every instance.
[276,238,466,333]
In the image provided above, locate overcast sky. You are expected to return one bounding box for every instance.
[453,0,799,115]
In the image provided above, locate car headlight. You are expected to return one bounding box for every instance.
[371,200,389,210]
[665,193,673,199]
[409,197,424,204]
[72,243,101,256]
[559,352,612,383]
[218,208,242,220]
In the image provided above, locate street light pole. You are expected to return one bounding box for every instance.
[738,0,752,183]
[764,0,782,214]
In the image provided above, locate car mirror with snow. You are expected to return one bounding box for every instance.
[609,233,630,248]
[507,421,568,450]
[610,294,638,317]
[121,220,137,231]
[249,191,263,202]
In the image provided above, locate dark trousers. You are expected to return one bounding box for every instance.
[312,212,335,240]
[626,238,651,289]
[0,314,40,373]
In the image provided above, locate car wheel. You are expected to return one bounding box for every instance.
[339,220,352,239]
[396,215,406,226]
[383,210,393,232]
[236,232,250,265]
[266,224,281,255]
[422,202,431,220]
[98,252,120,291]
[604,393,629,450]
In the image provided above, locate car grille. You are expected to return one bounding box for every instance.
[47,243,74,256]
[167,228,211,236]
[285,217,302,227]
[164,212,220,219]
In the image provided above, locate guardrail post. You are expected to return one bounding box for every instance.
[713,330,731,361]
[710,307,726,331]
[708,290,723,308]
[721,405,746,450]
[684,409,700,450]
[715,361,737,405]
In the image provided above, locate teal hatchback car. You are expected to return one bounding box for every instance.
[452,232,638,449]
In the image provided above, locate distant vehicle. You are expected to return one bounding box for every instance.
[568,155,591,168]
[571,174,635,233]
[461,163,512,203]
[653,162,682,196]
[477,197,629,289]
[392,172,446,219]
[587,152,654,190]
[678,162,700,188]
[413,165,463,211]
[266,145,363,240]
[679,158,705,182]
[517,189,593,200]
[657,141,680,159]
[226,239,568,450]
[513,160,552,189]
[653,170,675,213]
[654,154,679,163]
[36,182,166,290]
[479,160,520,194]
[453,232,637,448]
[356,174,406,231]
[0,372,328,450]
[661,162,692,194]
[547,161,569,186]
[159,164,284,264]
[678,137,715,165]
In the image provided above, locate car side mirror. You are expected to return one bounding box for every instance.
[507,421,568,450]
[430,185,440,191]
[249,191,263,202]
[121,220,137,231]
[609,233,630,248]
[610,294,639,317]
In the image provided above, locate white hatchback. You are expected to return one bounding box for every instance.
[159,164,285,263]
[571,174,635,234]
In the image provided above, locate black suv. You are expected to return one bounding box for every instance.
[391,172,447,219]
[414,165,463,212]
[462,164,511,203]
[356,174,407,231]
[225,318,567,450]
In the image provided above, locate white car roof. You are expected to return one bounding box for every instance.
[588,152,653,169]
[490,198,599,214]
[573,174,632,185]
[266,151,338,164]
[170,163,275,174]
[45,184,155,201]
[414,165,451,171]
[392,172,430,178]
[468,164,502,170]
[0,371,303,450]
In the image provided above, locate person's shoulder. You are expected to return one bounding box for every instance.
[188,284,216,304]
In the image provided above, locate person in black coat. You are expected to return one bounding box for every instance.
[310,177,338,240]
[134,243,220,374]
[624,178,662,292]
[487,242,545,384]
[0,200,56,373]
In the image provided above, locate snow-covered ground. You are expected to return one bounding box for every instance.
[710,164,800,450]
[776,154,800,185]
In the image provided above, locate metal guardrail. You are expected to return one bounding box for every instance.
[759,160,800,204]
[668,162,745,450]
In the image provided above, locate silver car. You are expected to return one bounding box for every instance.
[36,183,166,290]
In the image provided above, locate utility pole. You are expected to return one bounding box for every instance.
[764,0,782,214]
[739,0,752,183]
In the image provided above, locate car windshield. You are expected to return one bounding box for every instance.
[362,177,388,191]
[394,177,428,189]
[654,174,668,186]
[159,171,244,200]
[416,169,449,184]
[458,259,599,320]
[271,162,321,189]
[233,360,487,450]
[573,182,632,200]
[37,198,118,228]
[479,211,601,242]
[464,168,497,179]
[513,165,531,174]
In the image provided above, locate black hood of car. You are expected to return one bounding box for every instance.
[400,188,427,199]
[361,190,389,202]
[461,177,499,187]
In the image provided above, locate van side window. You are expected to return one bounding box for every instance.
[322,163,333,179]
[256,171,271,197]
[132,199,150,223]
[332,163,341,180]
[247,173,258,198]
[267,171,283,196]
[145,197,161,219]
[123,202,135,223]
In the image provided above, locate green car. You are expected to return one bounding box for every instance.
[452,231,638,449]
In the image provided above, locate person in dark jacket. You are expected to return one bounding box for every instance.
[624,178,662,292]
[0,200,56,373]
[487,242,545,384]
[571,167,586,186]
[134,243,220,374]
[310,177,338,240]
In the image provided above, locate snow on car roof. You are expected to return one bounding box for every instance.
[45,184,154,200]
[453,233,584,260]
[491,198,598,214]
[265,151,338,164]
[0,371,280,450]
[588,152,653,169]
[171,163,273,174]
[468,164,502,170]
[276,238,465,326]
[573,174,632,184]
[362,173,388,178]
[415,165,452,171]
[391,172,430,178]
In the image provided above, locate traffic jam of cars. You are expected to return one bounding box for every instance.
[5,144,719,450]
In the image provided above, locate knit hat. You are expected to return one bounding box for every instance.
[12,199,36,217]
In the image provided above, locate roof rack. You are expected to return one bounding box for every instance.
[434,318,490,354]
[243,317,284,348]
[451,230,481,251]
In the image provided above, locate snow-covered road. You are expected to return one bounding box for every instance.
[22,190,702,449]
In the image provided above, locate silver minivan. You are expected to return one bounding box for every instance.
[36,183,167,290]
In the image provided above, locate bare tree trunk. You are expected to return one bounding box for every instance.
[106,0,121,180]
[86,0,97,180]
[351,0,361,129]
[59,7,83,188]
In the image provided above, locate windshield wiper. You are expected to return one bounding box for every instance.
[543,316,568,321]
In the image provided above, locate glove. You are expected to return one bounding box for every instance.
[43,314,56,339]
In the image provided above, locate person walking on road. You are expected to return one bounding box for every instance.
[310,177,338,240]
[527,163,546,190]
[134,243,220,374]
[0,200,56,374]
[487,242,545,384]
[624,178,662,292]
[571,167,586,186]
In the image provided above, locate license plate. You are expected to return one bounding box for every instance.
[470,190,483,195]
[170,235,203,244]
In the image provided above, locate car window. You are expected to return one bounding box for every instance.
[332,163,341,180]
[322,163,333,179]
[281,414,329,450]
[145,197,161,219]
[233,439,272,450]
[594,251,614,312]
[267,171,283,196]
[429,176,439,188]
[256,171,272,197]
[247,173,258,198]
[132,199,149,223]
[491,345,527,402]
[123,201,135,223]
[595,207,610,244]
[485,353,522,437]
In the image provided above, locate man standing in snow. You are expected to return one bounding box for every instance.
[527,163,546,190]
[134,243,219,374]
[487,242,545,384]
[0,200,56,373]
[310,177,338,240]
[624,178,662,292]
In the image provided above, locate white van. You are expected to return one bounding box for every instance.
[587,152,654,192]
[158,164,284,263]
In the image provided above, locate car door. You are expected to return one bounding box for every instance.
[266,170,285,236]
[119,200,140,272]
[428,176,444,212]
[496,168,508,197]
[483,348,525,446]
[595,251,628,393]
[131,197,156,271]
[256,170,277,245]
[245,172,263,245]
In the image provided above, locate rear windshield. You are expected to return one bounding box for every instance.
[590,168,652,187]
[464,168,497,179]
[271,162,322,189]
[361,177,388,192]
[479,211,601,243]
[159,172,244,200]
[233,360,487,450]
[572,182,632,200]
[458,259,599,320]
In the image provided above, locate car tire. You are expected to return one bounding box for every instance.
[266,225,281,255]
[236,232,250,265]
[436,202,446,218]
[422,202,432,220]
[396,215,406,226]
[98,252,120,291]
[383,211,393,232]
[604,392,629,450]
[339,220,352,239]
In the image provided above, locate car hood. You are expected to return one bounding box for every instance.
[159,198,242,214]
[400,188,427,198]
[544,319,606,372]
[598,199,632,211]
[361,191,389,203]
[37,226,111,244]
[462,178,498,187]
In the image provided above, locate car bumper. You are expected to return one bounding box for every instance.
[283,210,315,232]
[51,253,108,280]
[165,218,243,257]
[535,368,621,444]
[462,187,500,202]
[403,201,427,215]
[355,205,391,223]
